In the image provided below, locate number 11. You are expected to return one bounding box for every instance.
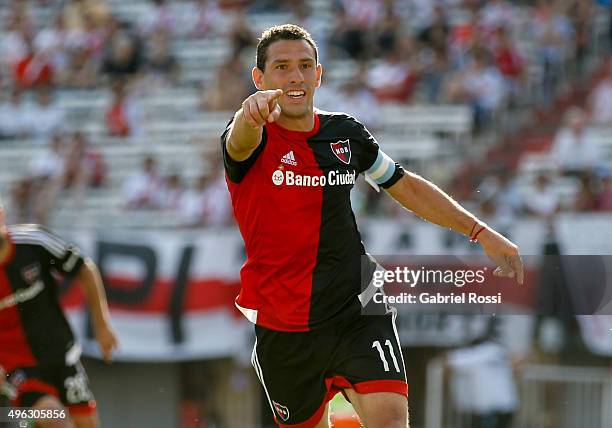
[372,340,400,372]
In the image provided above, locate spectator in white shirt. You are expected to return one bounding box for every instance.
[447,335,518,428]
[33,14,69,81]
[28,134,65,180]
[551,107,601,174]
[159,173,185,210]
[0,87,29,139]
[122,155,164,209]
[465,52,506,110]
[367,48,415,103]
[1,24,28,70]
[523,174,559,218]
[179,175,208,227]
[179,173,232,227]
[25,87,65,139]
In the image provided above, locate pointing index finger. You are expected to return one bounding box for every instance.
[265,89,283,100]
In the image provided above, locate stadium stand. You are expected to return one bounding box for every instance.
[3,0,608,230]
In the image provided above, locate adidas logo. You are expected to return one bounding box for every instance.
[281,151,298,166]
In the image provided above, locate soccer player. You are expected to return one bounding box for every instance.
[0,197,118,428]
[221,24,524,428]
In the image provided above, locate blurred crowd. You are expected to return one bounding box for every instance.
[317,0,597,131]
[468,58,612,233]
[0,0,240,225]
[11,131,106,224]
[121,152,232,228]
[0,0,610,227]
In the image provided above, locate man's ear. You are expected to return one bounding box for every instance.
[252,67,264,90]
[315,63,323,88]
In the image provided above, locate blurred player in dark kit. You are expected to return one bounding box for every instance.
[0,196,118,428]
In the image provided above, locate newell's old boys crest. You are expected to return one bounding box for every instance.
[272,401,290,421]
[331,140,351,164]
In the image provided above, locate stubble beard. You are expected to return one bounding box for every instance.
[280,99,313,120]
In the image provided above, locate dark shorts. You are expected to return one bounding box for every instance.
[7,361,97,416]
[253,307,408,427]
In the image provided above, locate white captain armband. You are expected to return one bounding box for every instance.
[364,150,404,192]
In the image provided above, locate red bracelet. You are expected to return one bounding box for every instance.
[470,226,486,243]
[469,222,477,238]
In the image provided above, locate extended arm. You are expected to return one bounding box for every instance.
[385,172,524,283]
[76,259,119,362]
[225,89,283,161]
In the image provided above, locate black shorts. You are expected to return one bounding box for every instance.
[7,361,97,416]
[252,306,408,427]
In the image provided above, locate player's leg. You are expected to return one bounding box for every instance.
[251,326,336,427]
[331,306,409,428]
[69,411,100,428]
[28,394,74,428]
[313,405,330,428]
[58,362,98,428]
[343,390,408,428]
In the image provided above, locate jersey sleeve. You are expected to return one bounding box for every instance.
[356,120,405,189]
[36,227,85,277]
[220,117,267,183]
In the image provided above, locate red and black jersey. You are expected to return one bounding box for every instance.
[0,225,85,373]
[222,110,404,331]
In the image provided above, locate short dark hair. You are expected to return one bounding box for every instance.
[256,24,318,71]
